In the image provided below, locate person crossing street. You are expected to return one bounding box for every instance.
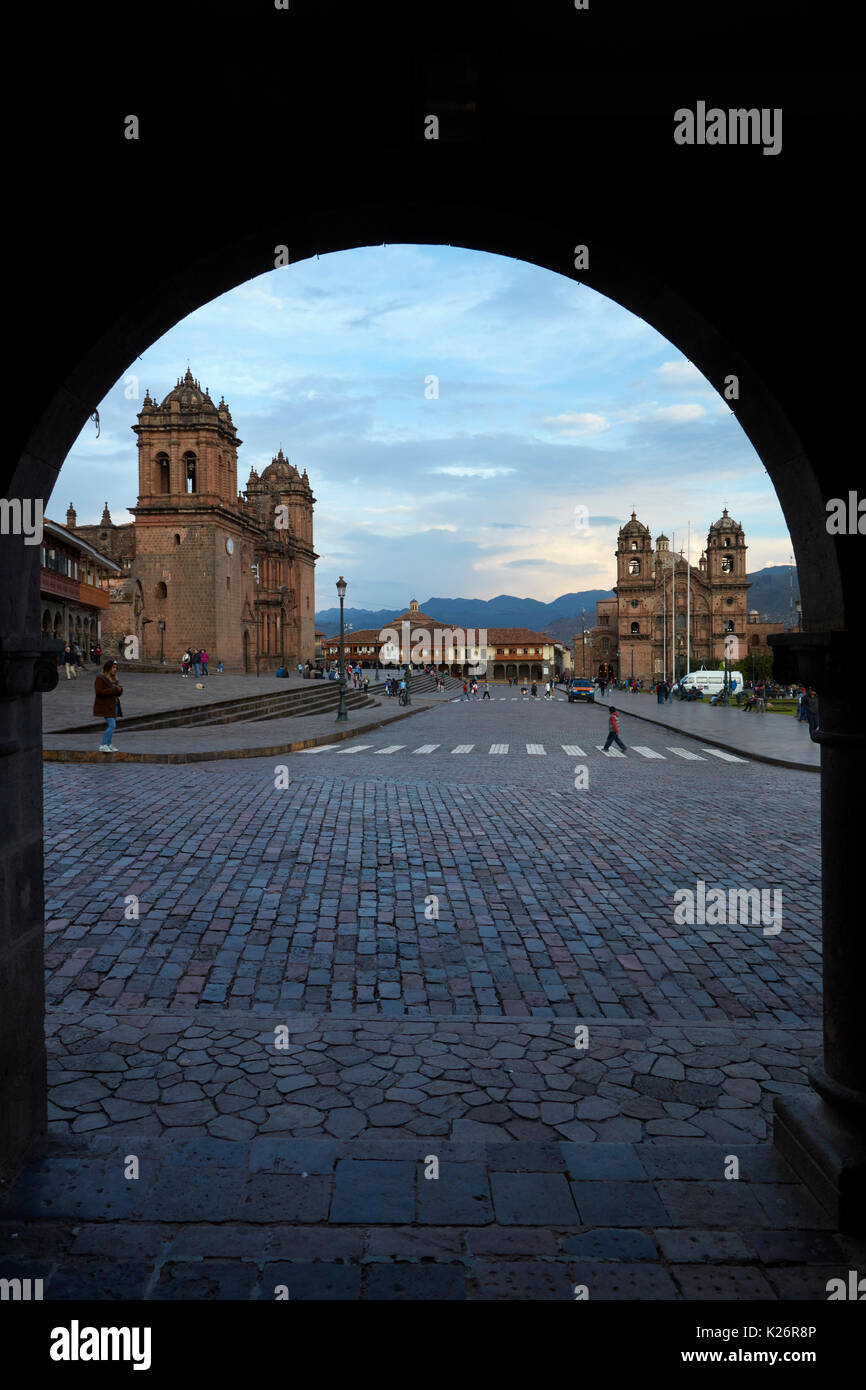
[603,706,627,754]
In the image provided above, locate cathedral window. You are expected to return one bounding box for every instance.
[156,454,170,494]
[677,613,686,629]
[630,540,638,551]
[725,620,735,632]
[174,534,181,545]
[723,537,731,548]
[721,556,733,572]
[630,622,640,635]
[629,559,640,574]
[630,599,639,609]
[156,581,167,599]
[184,453,197,493]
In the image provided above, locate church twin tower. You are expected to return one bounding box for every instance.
[72,370,317,671]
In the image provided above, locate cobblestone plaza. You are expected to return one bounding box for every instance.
[3,691,861,1301]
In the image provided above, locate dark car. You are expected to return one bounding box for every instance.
[568,678,595,703]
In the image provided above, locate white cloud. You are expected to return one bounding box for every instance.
[432,465,516,478]
[652,404,707,423]
[542,412,609,436]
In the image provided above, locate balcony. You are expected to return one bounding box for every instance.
[40,569,79,602]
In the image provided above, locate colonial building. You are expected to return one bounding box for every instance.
[69,370,317,672]
[322,598,564,680]
[582,509,754,683]
[40,517,121,654]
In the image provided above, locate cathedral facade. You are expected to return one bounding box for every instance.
[69,370,317,672]
[586,510,750,683]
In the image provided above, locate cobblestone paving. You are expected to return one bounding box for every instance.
[7,698,834,1300]
[43,701,821,1021]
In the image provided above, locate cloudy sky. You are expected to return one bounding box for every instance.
[60,244,793,611]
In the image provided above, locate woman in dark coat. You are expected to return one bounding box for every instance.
[94,659,124,752]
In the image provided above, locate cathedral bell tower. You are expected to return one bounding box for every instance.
[706,509,749,662]
[615,512,654,681]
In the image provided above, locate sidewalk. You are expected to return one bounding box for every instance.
[43,693,444,763]
[596,694,819,773]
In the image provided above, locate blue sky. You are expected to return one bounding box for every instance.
[60,244,793,610]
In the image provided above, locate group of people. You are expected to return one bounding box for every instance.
[59,641,103,678]
[181,647,218,677]
[459,679,491,700]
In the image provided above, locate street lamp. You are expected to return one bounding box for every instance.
[580,607,586,677]
[251,563,261,677]
[336,576,348,721]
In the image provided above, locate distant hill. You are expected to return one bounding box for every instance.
[315,590,615,637]
[315,569,799,637]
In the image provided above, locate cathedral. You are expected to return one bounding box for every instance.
[68,370,317,672]
[587,509,751,683]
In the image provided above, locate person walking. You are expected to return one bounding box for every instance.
[200,648,209,677]
[94,658,123,752]
[603,706,627,754]
[796,687,808,722]
[62,644,78,679]
[482,682,491,699]
[460,680,470,701]
[805,687,820,737]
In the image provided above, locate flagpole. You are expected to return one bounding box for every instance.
[671,530,676,685]
[686,520,691,680]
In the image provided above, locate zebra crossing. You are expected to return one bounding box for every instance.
[298,741,750,763]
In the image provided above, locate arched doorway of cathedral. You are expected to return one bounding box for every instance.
[2,212,861,1228]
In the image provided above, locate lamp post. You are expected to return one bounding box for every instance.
[336,576,348,721]
[251,563,261,677]
[158,619,166,666]
[580,608,586,677]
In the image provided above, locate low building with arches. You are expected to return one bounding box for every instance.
[39,517,120,659]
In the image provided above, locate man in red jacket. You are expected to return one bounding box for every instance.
[603,706,627,754]
[93,659,124,752]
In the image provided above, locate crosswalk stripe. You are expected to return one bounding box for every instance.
[412,744,440,754]
[666,746,706,760]
[561,744,586,756]
[451,744,474,754]
[596,744,626,758]
[701,747,748,762]
[632,746,666,759]
[298,744,335,753]
[375,745,405,754]
[489,743,508,754]
[526,743,546,755]
[337,744,373,754]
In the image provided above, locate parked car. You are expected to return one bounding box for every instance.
[568,677,595,703]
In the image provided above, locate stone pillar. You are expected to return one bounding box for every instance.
[769,631,866,1232]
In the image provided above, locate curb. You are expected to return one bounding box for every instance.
[595,699,819,774]
[42,701,437,765]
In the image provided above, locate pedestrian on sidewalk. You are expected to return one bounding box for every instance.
[181,650,191,677]
[805,687,820,738]
[200,648,209,677]
[62,644,78,679]
[94,658,123,752]
[796,687,808,721]
[603,706,627,754]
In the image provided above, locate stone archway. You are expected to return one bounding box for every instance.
[1,97,862,1222]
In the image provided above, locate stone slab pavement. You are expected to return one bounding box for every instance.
[595,694,819,772]
[42,669,317,733]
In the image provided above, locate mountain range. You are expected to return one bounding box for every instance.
[314,567,800,638]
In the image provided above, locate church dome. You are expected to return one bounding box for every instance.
[260,448,299,485]
[709,507,742,534]
[159,368,218,413]
[620,510,650,537]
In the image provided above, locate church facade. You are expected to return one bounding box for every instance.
[68,370,317,672]
[584,510,751,683]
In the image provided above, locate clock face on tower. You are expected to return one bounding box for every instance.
[225,538,234,555]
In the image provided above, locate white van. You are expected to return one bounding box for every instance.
[679,668,743,696]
